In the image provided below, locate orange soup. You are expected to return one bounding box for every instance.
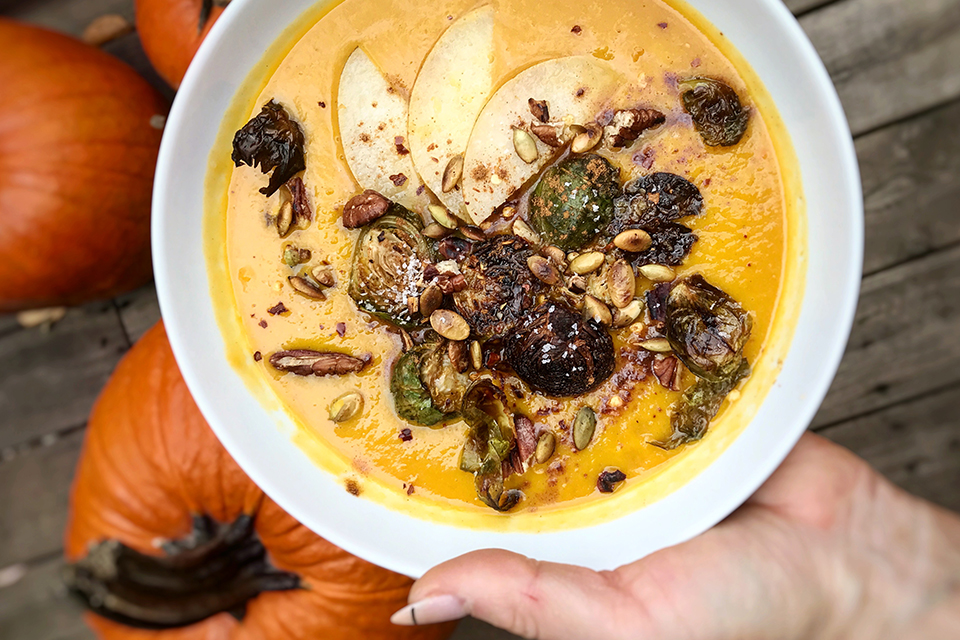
[212,0,799,519]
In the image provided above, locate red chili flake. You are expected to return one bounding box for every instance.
[633,147,656,170]
[389,173,408,186]
[267,302,288,315]
[253,351,263,362]
[336,322,347,337]
[658,22,668,29]
[394,136,410,155]
[571,25,582,34]
[597,469,627,493]
[703,178,712,187]
[406,484,415,495]
[416,184,426,196]
[399,428,413,442]
[575,88,585,97]
[258,319,268,328]
[691,57,702,68]
[318,101,326,108]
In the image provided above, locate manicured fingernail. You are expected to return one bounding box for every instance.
[391,595,466,625]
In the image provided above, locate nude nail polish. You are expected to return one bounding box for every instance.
[391,595,466,625]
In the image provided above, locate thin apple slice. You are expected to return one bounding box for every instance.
[408,5,495,218]
[338,48,429,213]
[462,56,622,224]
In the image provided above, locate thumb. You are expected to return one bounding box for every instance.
[390,549,648,640]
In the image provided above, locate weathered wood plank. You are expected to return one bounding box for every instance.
[801,0,960,135]
[812,243,960,427]
[858,98,960,275]
[0,0,133,37]
[453,619,522,640]
[820,384,960,514]
[116,285,162,344]
[784,0,837,15]
[0,557,95,640]
[0,303,127,451]
[0,430,83,568]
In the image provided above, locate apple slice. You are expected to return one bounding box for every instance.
[338,48,429,213]
[408,6,495,218]
[462,56,622,224]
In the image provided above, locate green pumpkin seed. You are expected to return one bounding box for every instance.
[329,391,363,423]
[638,264,676,282]
[573,407,597,451]
[429,204,459,230]
[535,431,556,464]
[513,127,539,164]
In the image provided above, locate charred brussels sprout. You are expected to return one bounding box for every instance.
[680,77,750,147]
[614,173,704,228]
[232,100,306,196]
[419,340,469,414]
[665,275,752,382]
[529,155,620,250]
[655,358,750,449]
[632,223,698,267]
[505,303,616,397]
[390,346,451,426]
[453,235,539,340]
[348,207,432,329]
[460,381,521,512]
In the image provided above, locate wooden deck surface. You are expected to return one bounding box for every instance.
[1,0,959,638]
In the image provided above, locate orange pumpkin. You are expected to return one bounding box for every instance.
[64,321,455,640]
[0,19,167,312]
[136,0,226,89]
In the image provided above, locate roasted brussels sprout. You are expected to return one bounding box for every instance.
[680,77,750,147]
[665,275,752,382]
[453,235,539,340]
[616,173,703,228]
[232,100,306,196]
[348,207,433,329]
[631,223,698,267]
[390,345,451,426]
[419,340,469,414]
[654,358,750,449]
[505,303,616,397]
[460,381,521,512]
[529,155,620,250]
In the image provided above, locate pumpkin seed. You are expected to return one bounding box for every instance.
[512,127,539,164]
[542,245,567,268]
[527,255,560,285]
[429,204,459,229]
[460,225,485,241]
[423,222,449,239]
[570,123,602,154]
[583,295,612,326]
[470,340,483,370]
[419,284,443,317]
[638,264,676,282]
[614,229,653,252]
[638,338,673,353]
[288,276,326,299]
[612,299,644,327]
[573,407,597,451]
[607,259,636,309]
[535,431,556,464]
[569,251,605,275]
[277,201,293,236]
[512,218,541,245]
[329,391,363,423]
[430,309,470,341]
[442,154,465,193]
[400,329,415,351]
[311,266,335,287]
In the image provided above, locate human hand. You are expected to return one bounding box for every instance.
[391,433,960,639]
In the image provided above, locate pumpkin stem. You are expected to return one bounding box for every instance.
[64,515,301,629]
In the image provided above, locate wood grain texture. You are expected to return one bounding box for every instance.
[116,285,162,344]
[813,243,960,428]
[0,303,127,451]
[800,0,960,135]
[820,384,960,513]
[0,430,83,568]
[0,556,95,640]
[857,99,960,275]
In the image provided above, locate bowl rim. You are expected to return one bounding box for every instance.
[153,0,863,578]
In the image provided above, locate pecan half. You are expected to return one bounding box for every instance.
[528,98,550,123]
[652,355,681,391]
[604,109,666,148]
[342,189,391,228]
[286,176,313,224]
[515,415,538,465]
[269,350,369,377]
[531,123,564,147]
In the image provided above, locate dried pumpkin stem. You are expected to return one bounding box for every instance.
[65,514,301,629]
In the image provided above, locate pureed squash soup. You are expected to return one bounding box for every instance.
[211,0,803,524]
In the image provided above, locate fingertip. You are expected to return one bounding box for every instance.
[391,595,466,626]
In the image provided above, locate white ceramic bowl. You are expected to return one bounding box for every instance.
[153,0,863,577]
